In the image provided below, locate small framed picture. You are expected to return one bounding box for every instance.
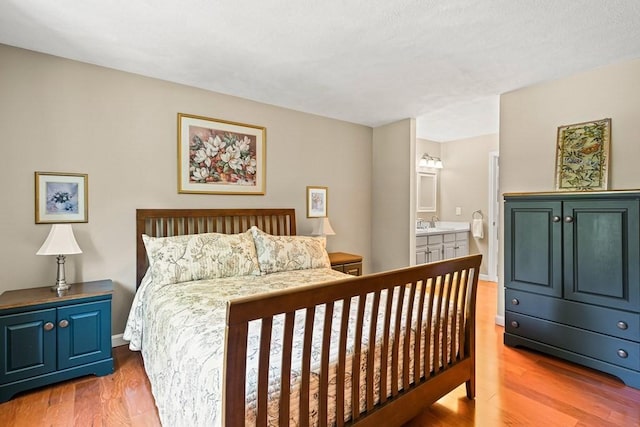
[307,186,328,218]
[35,172,88,224]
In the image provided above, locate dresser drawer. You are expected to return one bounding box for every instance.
[505,311,640,371]
[506,289,639,342]
[416,234,443,246]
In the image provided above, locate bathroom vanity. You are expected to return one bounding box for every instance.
[415,222,470,265]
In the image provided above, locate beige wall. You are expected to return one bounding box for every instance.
[372,119,416,272]
[499,57,640,318]
[0,44,373,335]
[440,133,499,275]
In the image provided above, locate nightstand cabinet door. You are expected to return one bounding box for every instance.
[58,301,112,370]
[0,309,56,384]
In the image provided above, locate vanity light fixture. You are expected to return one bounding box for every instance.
[419,154,443,169]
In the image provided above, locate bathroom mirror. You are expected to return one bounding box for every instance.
[417,172,437,212]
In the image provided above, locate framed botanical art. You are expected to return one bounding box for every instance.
[35,172,88,223]
[307,186,328,218]
[555,118,611,191]
[178,113,266,195]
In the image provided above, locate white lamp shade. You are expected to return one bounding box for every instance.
[311,217,336,236]
[37,224,82,255]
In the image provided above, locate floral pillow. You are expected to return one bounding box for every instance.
[142,230,261,285]
[250,226,330,274]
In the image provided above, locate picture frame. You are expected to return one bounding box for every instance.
[35,172,88,224]
[555,118,611,191]
[178,113,266,195]
[307,186,328,218]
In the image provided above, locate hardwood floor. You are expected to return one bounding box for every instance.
[1,281,638,426]
[406,281,640,427]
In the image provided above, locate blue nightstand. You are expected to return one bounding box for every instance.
[0,280,114,402]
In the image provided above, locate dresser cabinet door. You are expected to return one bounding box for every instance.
[0,309,56,384]
[505,201,563,297]
[563,199,640,312]
[57,301,112,370]
[427,243,443,263]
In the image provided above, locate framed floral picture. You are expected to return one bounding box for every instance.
[35,172,88,224]
[307,186,328,218]
[555,118,611,191]
[178,113,266,195]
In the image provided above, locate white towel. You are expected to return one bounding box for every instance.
[472,218,484,239]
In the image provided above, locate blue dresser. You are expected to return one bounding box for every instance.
[504,192,640,389]
[0,280,114,402]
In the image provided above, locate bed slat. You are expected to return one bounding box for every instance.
[365,291,381,411]
[403,282,417,390]
[413,279,427,382]
[336,297,351,427]
[379,287,394,404]
[299,307,315,422]
[319,302,334,426]
[279,312,295,427]
[350,292,367,421]
[257,318,272,425]
[390,284,406,397]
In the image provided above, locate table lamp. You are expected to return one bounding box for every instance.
[311,217,336,236]
[36,224,82,292]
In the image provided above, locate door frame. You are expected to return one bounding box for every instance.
[487,150,499,282]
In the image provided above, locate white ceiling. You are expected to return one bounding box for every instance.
[2,1,640,141]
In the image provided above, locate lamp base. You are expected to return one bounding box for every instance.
[51,282,71,292]
[50,255,71,293]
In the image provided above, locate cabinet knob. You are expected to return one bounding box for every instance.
[552,216,561,223]
[510,321,519,328]
[617,349,628,359]
[617,321,628,330]
[59,319,69,328]
[44,322,54,331]
[511,298,520,305]
[564,216,574,223]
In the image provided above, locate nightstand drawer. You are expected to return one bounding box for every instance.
[329,252,363,277]
[342,262,362,276]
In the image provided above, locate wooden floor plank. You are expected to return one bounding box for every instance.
[0,281,638,426]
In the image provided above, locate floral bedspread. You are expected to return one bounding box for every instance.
[124,268,348,426]
[123,269,458,427]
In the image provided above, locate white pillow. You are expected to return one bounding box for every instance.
[143,230,261,285]
[250,226,330,274]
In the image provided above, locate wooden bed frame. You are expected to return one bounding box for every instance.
[136,208,481,426]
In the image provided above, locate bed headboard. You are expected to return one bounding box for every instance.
[136,208,297,287]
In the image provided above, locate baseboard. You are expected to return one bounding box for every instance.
[495,315,505,326]
[111,333,127,348]
[479,273,497,282]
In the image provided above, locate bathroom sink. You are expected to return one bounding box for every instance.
[416,227,454,235]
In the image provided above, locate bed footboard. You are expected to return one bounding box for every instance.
[224,254,481,426]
